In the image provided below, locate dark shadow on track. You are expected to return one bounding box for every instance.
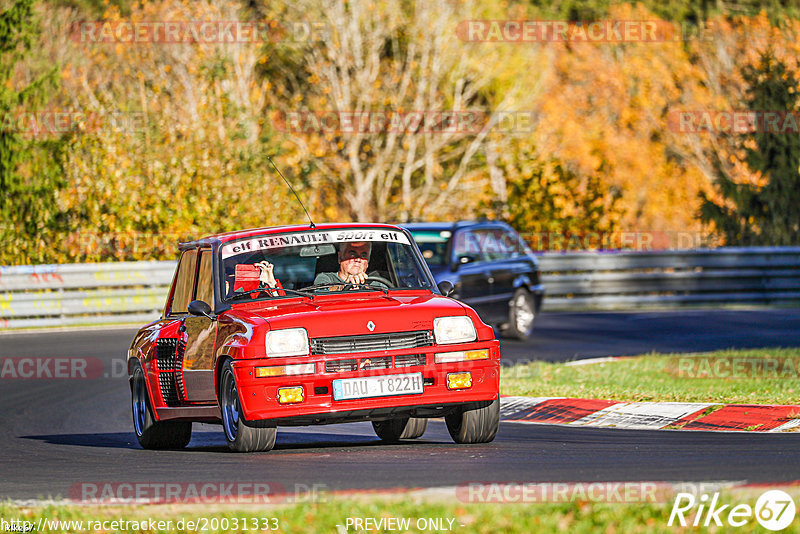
[21,432,139,449]
[19,430,443,453]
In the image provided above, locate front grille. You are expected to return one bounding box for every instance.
[311,331,434,355]
[359,356,391,370]
[159,372,179,405]
[395,354,426,367]
[155,338,178,370]
[325,359,357,373]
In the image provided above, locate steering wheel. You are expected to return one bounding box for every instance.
[365,275,393,288]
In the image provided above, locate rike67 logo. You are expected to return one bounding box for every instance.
[669,490,796,531]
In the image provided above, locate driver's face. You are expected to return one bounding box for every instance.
[339,242,370,276]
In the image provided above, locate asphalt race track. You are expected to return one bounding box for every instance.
[501,308,800,363]
[1,309,799,501]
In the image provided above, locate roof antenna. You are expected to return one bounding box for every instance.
[267,156,315,229]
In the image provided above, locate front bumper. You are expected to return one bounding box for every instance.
[232,340,500,425]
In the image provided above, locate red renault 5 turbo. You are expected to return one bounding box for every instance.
[128,223,501,452]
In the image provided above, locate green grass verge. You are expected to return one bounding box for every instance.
[501,348,800,404]
[0,494,764,534]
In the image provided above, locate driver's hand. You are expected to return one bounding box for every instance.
[254,261,277,287]
[346,272,368,285]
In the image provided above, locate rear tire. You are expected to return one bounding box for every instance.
[219,360,277,452]
[131,363,192,449]
[445,398,500,444]
[372,417,427,442]
[506,288,536,340]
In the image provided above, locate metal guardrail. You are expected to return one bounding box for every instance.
[0,262,175,328]
[1,247,799,328]
[538,247,800,311]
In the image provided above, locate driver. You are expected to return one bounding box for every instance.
[314,242,387,288]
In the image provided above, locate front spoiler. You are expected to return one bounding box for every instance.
[232,341,500,424]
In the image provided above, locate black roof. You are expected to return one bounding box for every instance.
[401,220,509,232]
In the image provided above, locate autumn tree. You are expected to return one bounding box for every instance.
[700,49,800,245]
[54,0,299,261]
[262,0,539,222]
[0,0,64,264]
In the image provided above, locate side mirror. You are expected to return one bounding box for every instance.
[437,280,454,297]
[188,300,213,319]
[451,255,475,272]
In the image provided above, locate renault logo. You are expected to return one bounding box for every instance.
[367,320,375,331]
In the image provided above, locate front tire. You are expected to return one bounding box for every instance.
[372,417,427,442]
[219,360,276,452]
[506,288,536,340]
[131,363,191,449]
[445,398,500,444]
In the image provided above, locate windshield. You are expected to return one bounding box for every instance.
[219,228,434,300]
[408,230,451,267]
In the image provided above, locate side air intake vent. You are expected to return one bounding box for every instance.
[155,338,178,371]
[155,337,181,406]
[174,338,186,400]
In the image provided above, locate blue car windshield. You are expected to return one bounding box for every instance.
[408,230,451,266]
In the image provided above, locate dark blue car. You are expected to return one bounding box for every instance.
[403,221,544,340]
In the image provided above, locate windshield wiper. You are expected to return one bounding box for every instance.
[228,287,314,301]
[299,283,389,295]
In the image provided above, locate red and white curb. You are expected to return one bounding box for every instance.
[500,396,800,432]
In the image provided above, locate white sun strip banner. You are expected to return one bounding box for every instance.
[570,402,717,430]
[221,229,411,259]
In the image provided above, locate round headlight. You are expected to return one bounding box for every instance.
[433,316,477,345]
[265,327,309,357]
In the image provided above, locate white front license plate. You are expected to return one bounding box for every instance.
[332,373,424,401]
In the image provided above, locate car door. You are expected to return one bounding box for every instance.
[483,227,532,316]
[450,228,497,321]
[180,248,218,403]
[157,248,197,406]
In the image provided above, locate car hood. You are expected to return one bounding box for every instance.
[242,292,467,338]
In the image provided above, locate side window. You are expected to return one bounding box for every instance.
[477,229,502,261]
[501,229,528,257]
[195,249,214,305]
[452,230,486,263]
[487,229,518,260]
[170,249,198,315]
